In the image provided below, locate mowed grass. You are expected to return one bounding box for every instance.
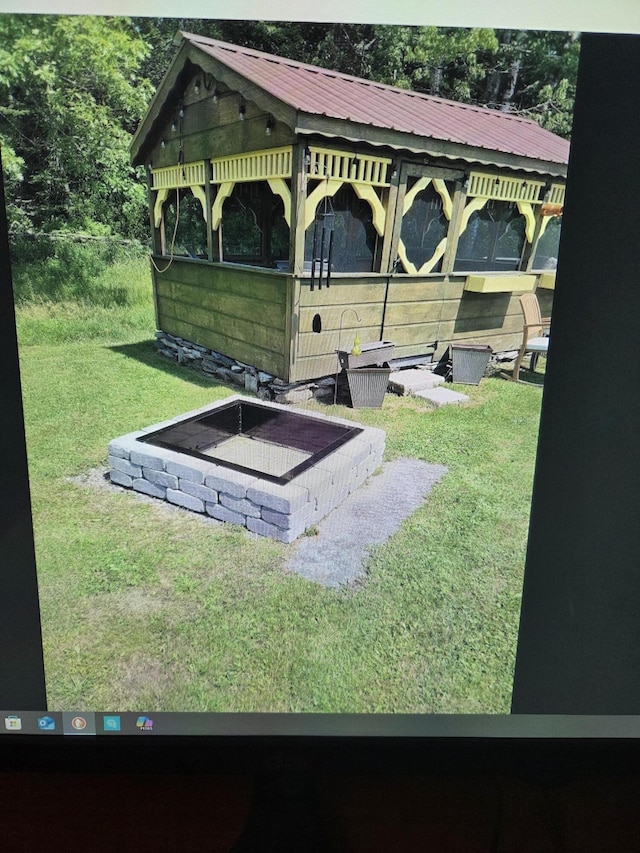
[14,249,544,713]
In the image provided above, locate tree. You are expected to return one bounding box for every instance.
[480,30,580,136]
[0,15,153,237]
[1,16,578,241]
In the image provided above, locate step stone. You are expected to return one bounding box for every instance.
[388,369,445,395]
[414,387,469,407]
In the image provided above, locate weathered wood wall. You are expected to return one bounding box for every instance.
[145,60,557,384]
[148,71,294,169]
[290,273,554,381]
[152,258,292,379]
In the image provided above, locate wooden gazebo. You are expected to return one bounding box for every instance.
[131,32,568,384]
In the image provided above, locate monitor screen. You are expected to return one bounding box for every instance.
[1,7,639,753]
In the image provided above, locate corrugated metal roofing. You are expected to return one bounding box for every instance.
[182,32,570,167]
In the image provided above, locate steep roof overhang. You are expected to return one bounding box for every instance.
[295,115,568,178]
[131,35,568,180]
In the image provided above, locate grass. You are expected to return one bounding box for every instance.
[14,245,545,714]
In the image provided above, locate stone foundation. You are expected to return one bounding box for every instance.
[108,394,386,543]
[154,331,337,404]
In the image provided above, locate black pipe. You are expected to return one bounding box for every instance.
[326,229,334,288]
[310,219,319,292]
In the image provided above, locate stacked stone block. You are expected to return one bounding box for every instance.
[108,395,385,543]
[154,331,336,404]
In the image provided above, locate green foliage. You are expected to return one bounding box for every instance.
[486,30,580,136]
[1,15,579,251]
[0,14,152,237]
[11,236,154,345]
[11,233,148,305]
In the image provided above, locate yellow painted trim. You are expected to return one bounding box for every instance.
[308,146,391,186]
[397,237,448,275]
[517,201,536,243]
[459,197,488,234]
[537,272,556,289]
[548,184,565,205]
[304,179,342,230]
[539,216,551,239]
[152,161,206,190]
[396,239,416,274]
[153,187,170,228]
[464,274,537,293]
[432,178,453,220]
[211,146,292,184]
[397,177,452,274]
[420,237,448,273]
[353,182,386,236]
[402,177,432,215]
[267,177,292,227]
[211,181,235,230]
[190,185,207,220]
[468,171,546,203]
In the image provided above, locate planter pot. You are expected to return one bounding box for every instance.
[346,367,391,408]
[451,344,492,385]
[338,341,395,370]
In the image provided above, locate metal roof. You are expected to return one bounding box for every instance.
[182,32,570,167]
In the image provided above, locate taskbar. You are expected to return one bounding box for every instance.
[1,711,156,735]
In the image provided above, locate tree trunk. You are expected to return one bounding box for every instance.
[501,58,521,112]
[430,63,443,96]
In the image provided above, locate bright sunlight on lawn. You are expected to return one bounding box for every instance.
[13,242,543,714]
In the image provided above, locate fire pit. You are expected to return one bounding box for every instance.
[108,395,385,542]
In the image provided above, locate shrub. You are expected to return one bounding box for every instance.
[10,232,150,308]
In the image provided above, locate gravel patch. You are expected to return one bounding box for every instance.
[285,457,448,588]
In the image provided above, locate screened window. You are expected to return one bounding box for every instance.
[220,182,290,267]
[454,200,526,273]
[305,184,377,273]
[399,179,450,273]
[532,216,562,270]
[162,190,207,258]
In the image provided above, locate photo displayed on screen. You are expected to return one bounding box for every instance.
[2,15,577,717]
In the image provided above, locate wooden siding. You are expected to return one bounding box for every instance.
[383,275,554,359]
[152,258,290,378]
[289,272,554,380]
[151,261,553,382]
[291,276,387,381]
[148,77,295,169]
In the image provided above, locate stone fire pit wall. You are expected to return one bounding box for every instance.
[108,395,386,543]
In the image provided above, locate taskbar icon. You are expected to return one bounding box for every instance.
[62,712,96,735]
[136,716,154,732]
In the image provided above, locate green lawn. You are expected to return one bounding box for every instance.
[14,252,544,713]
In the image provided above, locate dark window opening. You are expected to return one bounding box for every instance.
[532,216,562,270]
[454,200,526,273]
[305,184,378,273]
[162,190,207,259]
[220,182,290,268]
[399,179,451,272]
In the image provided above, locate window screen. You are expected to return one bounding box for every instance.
[532,216,562,270]
[399,179,450,273]
[454,200,526,273]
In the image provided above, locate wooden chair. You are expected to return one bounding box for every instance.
[512,292,550,381]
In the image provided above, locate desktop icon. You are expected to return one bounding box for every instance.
[4,715,22,731]
[37,716,56,731]
[62,712,96,735]
[136,716,154,731]
[103,715,121,732]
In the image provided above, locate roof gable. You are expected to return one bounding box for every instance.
[131,32,570,173]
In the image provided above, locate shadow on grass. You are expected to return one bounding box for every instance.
[108,340,239,392]
[494,367,546,387]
